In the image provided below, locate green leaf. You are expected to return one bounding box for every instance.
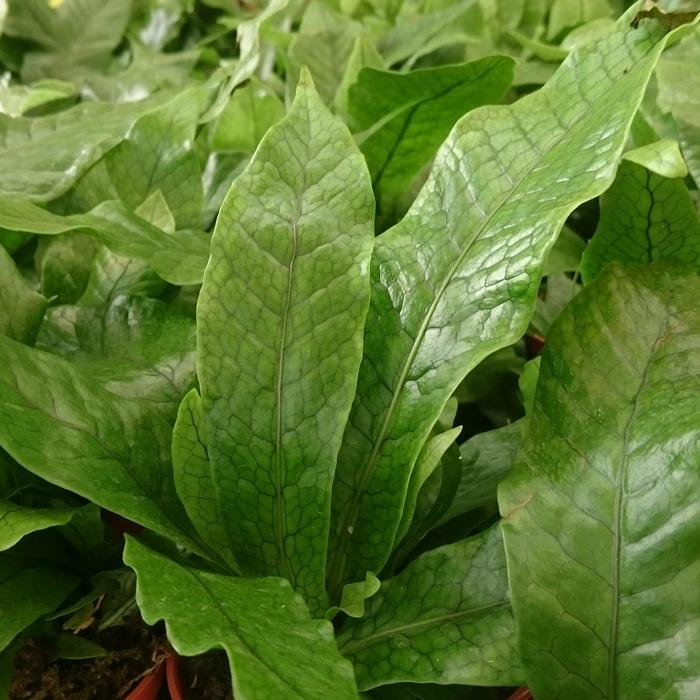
[0,555,78,651]
[48,633,106,661]
[435,422,522,529]
[0,94,168,201]
[622,138,688,178]
[581,162,700,283]
[0,336,203,554]
[530,273,581,336]
[124,537,358,700]
[0,197,210,285]
[288,2,362,105]
[5,0,131,81]
[0,78,76,117]
[547,0,611,40]
[334,34,384,119]
[210,79,285,154]
[327,571,381,620]
[105,89,206,229]
[328,8,687,593]
[499,263,700,699]
[201,0,288,123]
[349,56,514,218]
[0,501,79,551]
[172,389,237,570]
[198,72,374,613]
[338,526,522,689]
[0,246,46,344]
[543,226,585,276]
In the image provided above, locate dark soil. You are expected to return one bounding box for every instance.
[9,617,232,700]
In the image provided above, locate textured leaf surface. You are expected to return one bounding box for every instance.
[0,556,78,651]
[197,73,374,612]
[105,89,205,229]
[622,138,688,178]
[172,389,236,570]
[499,263,700,699]
[0,246,46,344]
[581,162,700,283]
[0,337,202,553]
[338,526,522,689]
[349,57,514,214]
[124,537,358,700]
[328,9,683,591]
[0,197,209,285]
[0,95,167,200]
[0,502,78,551]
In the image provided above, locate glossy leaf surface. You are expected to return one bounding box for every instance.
[500,263,700,699]
[329,9,685,591]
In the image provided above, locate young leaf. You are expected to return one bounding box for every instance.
[0,246,46,344]
[198,71,374,613]
[499,263,700,699]
[435,422,522,529]
[349,57,514,218]
[622,138,688,178]
[0,337,204,555]
[124,537,358,700]
[338,526,522,690]
[328,8,692,593]
[581,162,700,283]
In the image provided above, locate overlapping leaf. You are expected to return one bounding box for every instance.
[328,8,688,593]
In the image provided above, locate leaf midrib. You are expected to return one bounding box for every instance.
[333,29,663,589]
[607,322,670,697]
[339,599,509,655]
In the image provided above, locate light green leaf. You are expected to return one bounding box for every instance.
[581,162,700,283]
[288,2,362,105]
[547,0,611,40]
[0,197,210,285]
[0,556,78,651]
[4,0,131,81]
[394,426,462,549]
[172,389,237,570]
[334,34,384,119]
[543,226,585,275]
[329,8,690,593]
[435,422,522,529]
[0,501,79,551]
[622,138,688,178]
[499,263,700,699]
[328,571,381,620]
[201,0,288,123]
[338,526,522,689]
[349,56,514,218]
[210,79,285,154]
[198,72,374,613]
[530,273,581,336]
[0,78,76,117]
[0,336,204,554]
[106,89,206,229]
[0,93,168,201]
[518,355,541,416]
[35,296,196,413]
[124,537,358,700]
[0,246,46,344]
[379,1,475,66]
